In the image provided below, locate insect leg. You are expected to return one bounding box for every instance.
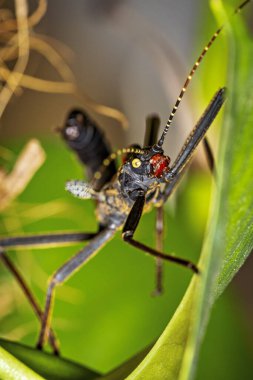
[153,206,164,296]
[143,115,165,294]
[0,249,59,354]
[0,230,98,354]
[122,192,198,274]
[0,231,97,249]
[36,226,116,350]
[144,115,160,148]
[203,137,215,173]
[162,87,226,201]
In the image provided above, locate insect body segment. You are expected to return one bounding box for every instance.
[60,109,117,190]
[118,152,159,201]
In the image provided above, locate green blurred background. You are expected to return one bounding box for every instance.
[0,0,253,378]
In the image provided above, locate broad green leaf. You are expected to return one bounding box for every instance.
[0,338,151,380]
[0,339,100,380]
[100,345,152,380]
[126,2,253,380]
[0,344,44,380]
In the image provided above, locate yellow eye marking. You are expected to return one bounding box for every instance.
[132,158,141,168]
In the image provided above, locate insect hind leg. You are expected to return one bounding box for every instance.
[0,230,98,353]
[0,248,60,355]
[143,115,166,295]
[36,227,116,350]
[152,206,164,296]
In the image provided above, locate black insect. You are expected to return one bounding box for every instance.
[0,0,250,355]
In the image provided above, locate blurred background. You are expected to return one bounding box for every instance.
[0,0,253,378]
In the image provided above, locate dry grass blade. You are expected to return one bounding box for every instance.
[0,139,45,211]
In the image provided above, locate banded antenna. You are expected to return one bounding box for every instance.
[157,0,251,148]
[92,147,144,184]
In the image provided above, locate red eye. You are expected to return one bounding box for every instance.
[150,154,170,178]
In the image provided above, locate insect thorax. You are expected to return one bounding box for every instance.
[95,174,162,228]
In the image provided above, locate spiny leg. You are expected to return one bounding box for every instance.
[153,206,164,296]
[0,249,59,354]
[36,227,116,350]
[122,191,199,274]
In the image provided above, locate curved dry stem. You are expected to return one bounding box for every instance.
[75,90,129,130]
[0,0,47,32]
[0,0,128,130]
[0,139,45,212]
[0,67,128,129]
[0,66,75,93]
[30,35,76,82]
[0,34,76,83]
[0,0,29,119]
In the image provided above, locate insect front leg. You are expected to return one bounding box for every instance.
[162,87,226,201]
[122,191,199,274]
[36,227,116,350]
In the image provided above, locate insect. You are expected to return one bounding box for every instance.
[0,0,250,356]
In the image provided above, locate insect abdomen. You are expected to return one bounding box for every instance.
[61,109,117,190]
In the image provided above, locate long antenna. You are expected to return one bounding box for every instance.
[157,0,251,147]
[92,146,144,184]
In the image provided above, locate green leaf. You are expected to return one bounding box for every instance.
[0,339,152,380]
[125,2,253,380]
[100,345,152,380]
[0,344,44,380]
[0,339,100,380]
